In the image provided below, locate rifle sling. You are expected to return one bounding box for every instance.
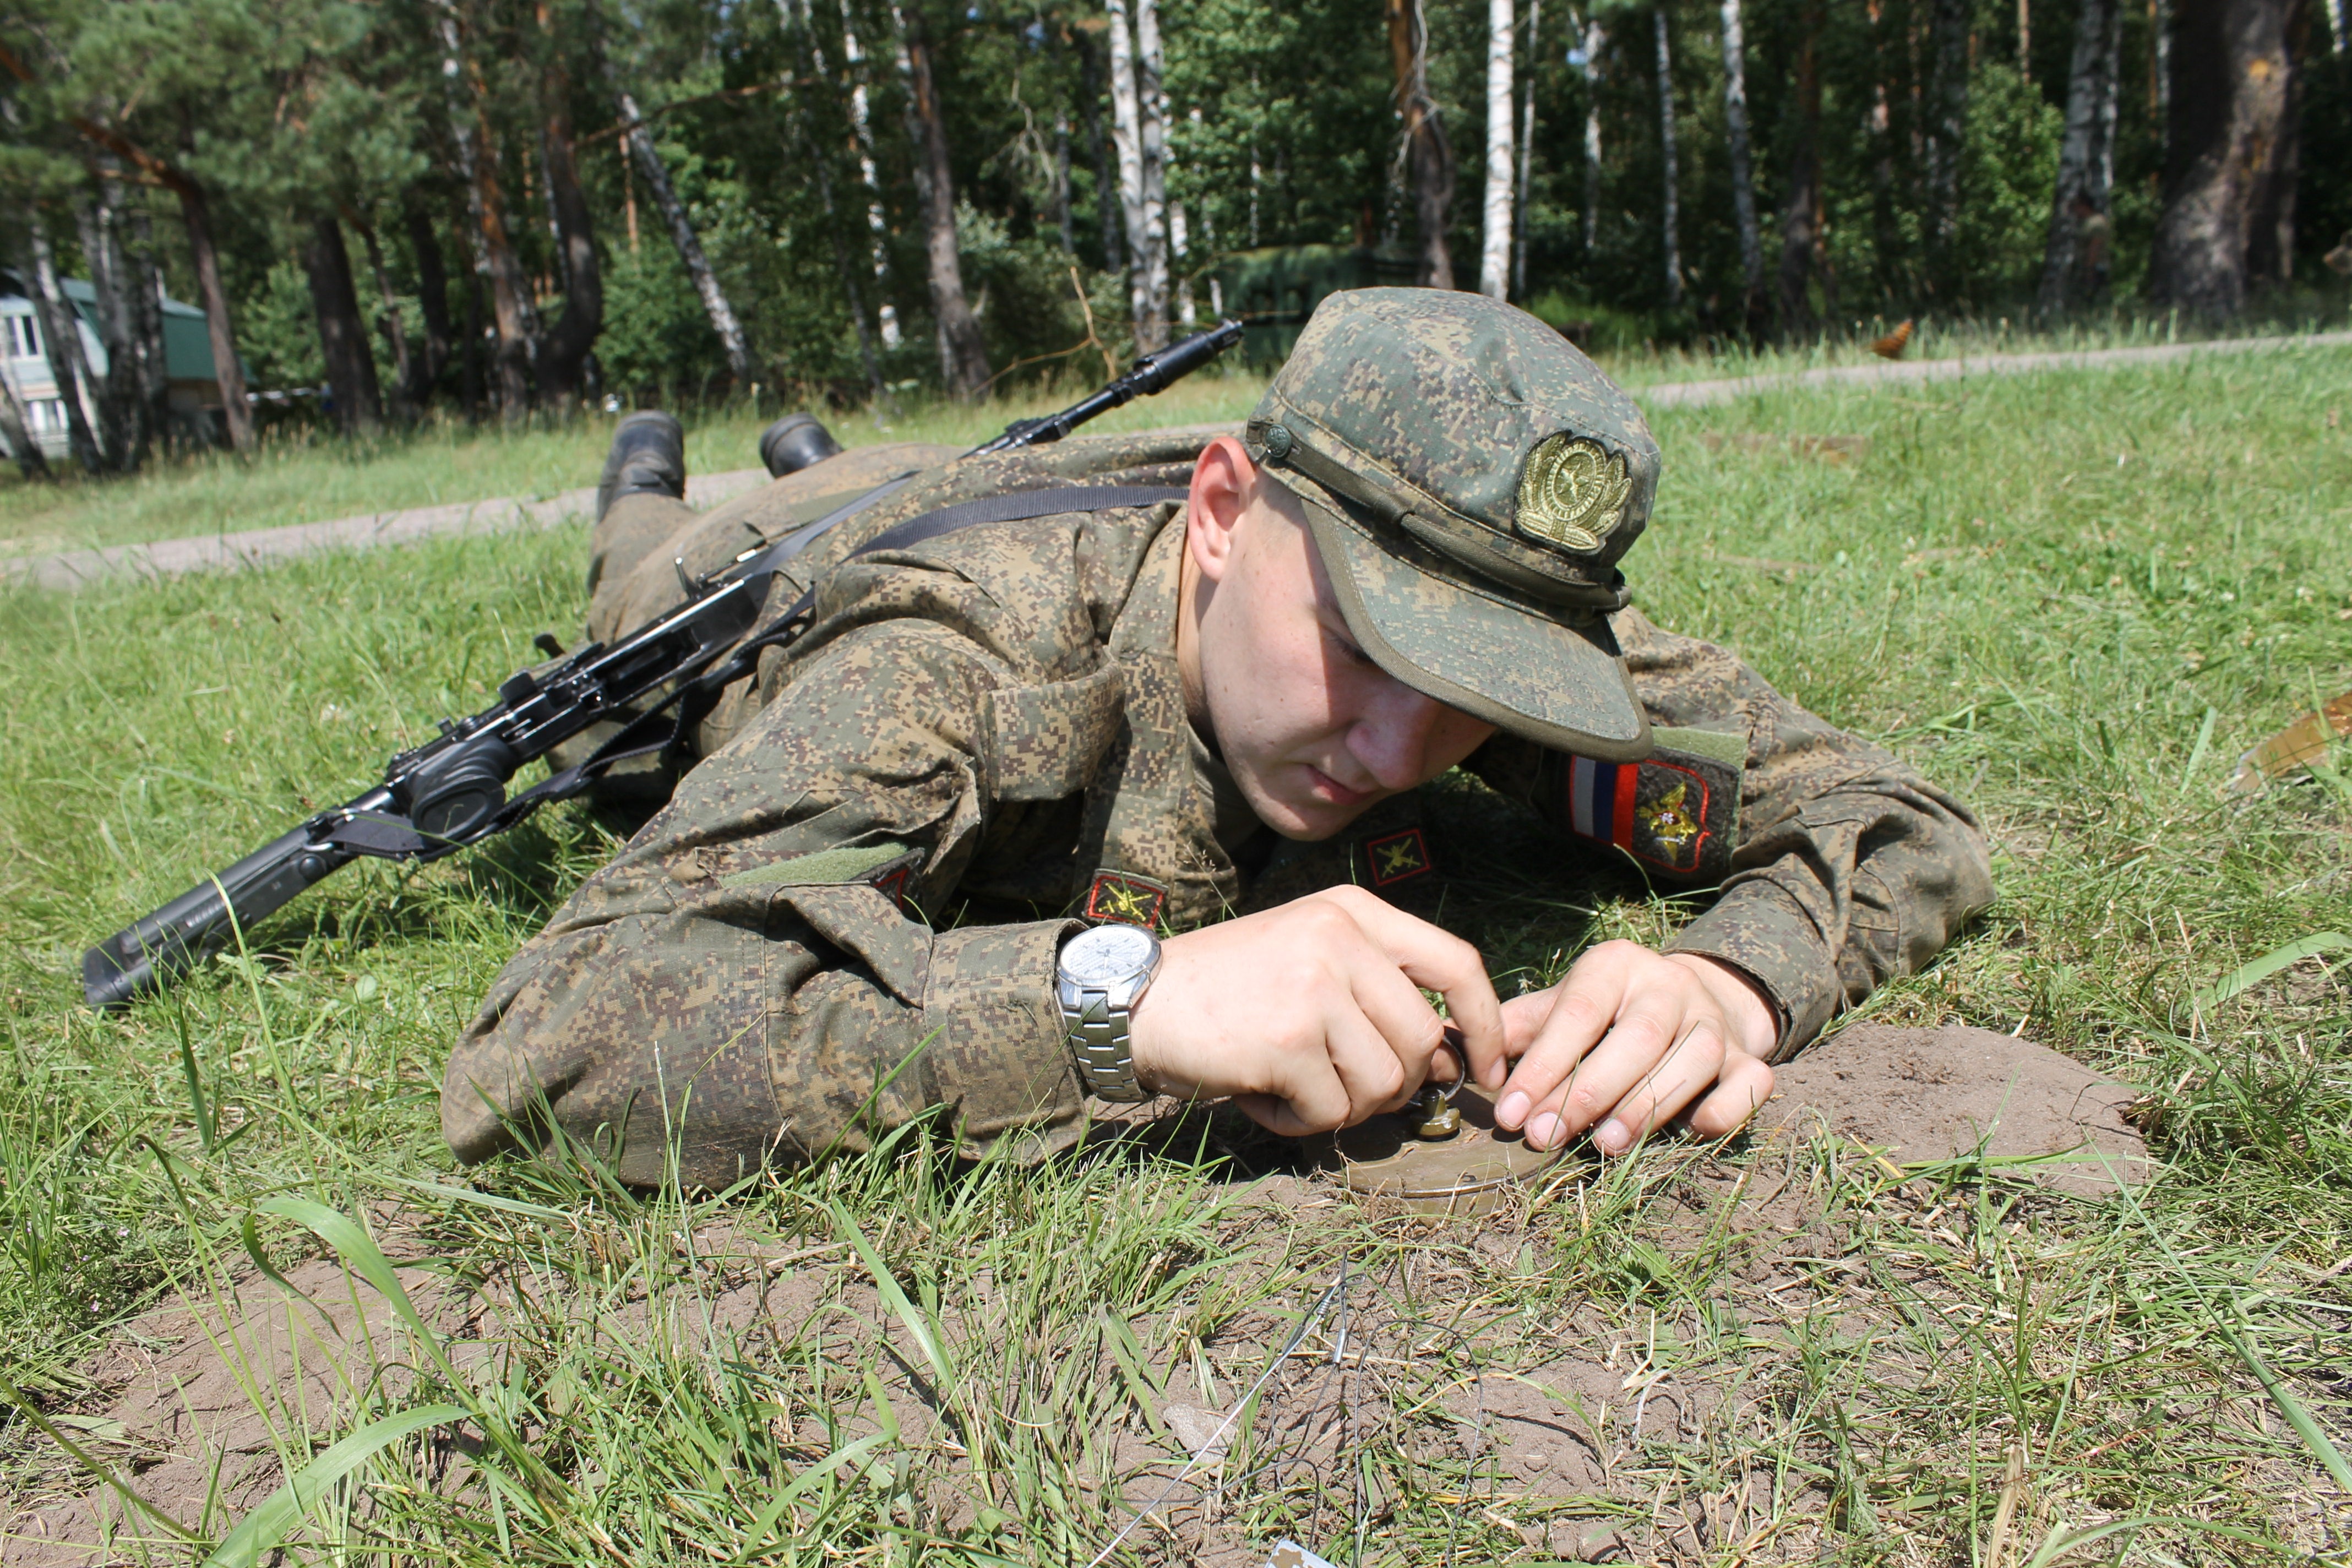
[510,484,1187,818]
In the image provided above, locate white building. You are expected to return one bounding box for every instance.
[1,275,230,460]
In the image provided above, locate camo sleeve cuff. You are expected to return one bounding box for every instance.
[1665,883,1842,1061]
[918,917,1091,1158]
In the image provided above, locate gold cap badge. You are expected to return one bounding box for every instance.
[1515,434,1632,554]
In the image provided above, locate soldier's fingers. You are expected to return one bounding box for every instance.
[1683,1054,1776,1140]
[1347,959,1448,1098]
[1321,1004,1418,1122]
[1575,1020,1729,1156]
[1493,943,1638,1133]
[1518,989,1692,1150]
[1313,888,1507,1086]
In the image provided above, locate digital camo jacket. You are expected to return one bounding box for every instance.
[442,430,1993,1185]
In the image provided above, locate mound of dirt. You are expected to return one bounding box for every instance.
[1763,1022,2153,1195]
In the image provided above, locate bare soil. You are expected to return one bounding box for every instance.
[7,1027,2159,1564]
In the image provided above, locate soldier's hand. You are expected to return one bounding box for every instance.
[1484,941,1777,1155]
[1126,886,1505,1136]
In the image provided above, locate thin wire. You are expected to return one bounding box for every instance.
[1082,1270,1351,1568]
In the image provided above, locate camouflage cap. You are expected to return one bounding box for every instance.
[1247,287,1660,760]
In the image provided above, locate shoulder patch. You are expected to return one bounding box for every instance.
[1360,826,1435,888]
[1559,730,1741,880]
[1085,869,1169,928]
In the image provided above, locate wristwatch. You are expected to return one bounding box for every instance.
[1055,922,1162,1102]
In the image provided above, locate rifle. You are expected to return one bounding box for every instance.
[84,320,1244,1009]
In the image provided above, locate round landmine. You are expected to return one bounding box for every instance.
[1312,1086,1571,1215]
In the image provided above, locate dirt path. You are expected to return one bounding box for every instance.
[0,468,768,594]
[5,328,2344,596]
[1636,326,2352,407]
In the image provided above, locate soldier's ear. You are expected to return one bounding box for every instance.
[1185,435,1255,585]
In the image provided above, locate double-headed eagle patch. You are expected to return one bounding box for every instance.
[1515,434,1632,554]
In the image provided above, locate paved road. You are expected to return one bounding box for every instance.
[6,329,2344,595]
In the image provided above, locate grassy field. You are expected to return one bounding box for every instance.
[6,310,2340,560]
[2,341,2349,1564]
[0,370,1274,558]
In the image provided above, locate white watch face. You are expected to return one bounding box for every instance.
[1061,923,1158,986]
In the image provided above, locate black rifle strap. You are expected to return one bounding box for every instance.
[510,484,1186,816]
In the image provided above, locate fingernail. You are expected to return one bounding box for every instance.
[1526,1112,1560,1148]
[1497,1091,1529,1127]
[1596,1118,1630,1155]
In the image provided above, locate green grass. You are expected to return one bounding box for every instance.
[10,311,2344,561]
[0,367,1271,557]
[3,342,2350,1564]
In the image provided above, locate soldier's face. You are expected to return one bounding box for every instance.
[1182,439,1496,842]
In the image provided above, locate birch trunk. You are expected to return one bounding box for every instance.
[1388,0,1457,288]
[1719,0,1765,326]
[2038,0,2124,311]
[1137,0,1173,342]
[840,1,902,348]
[0,364,47,480]
[1582,17,1605,259]
[615,90,755,381]
[1654,8,1681,308]
[1481,0,1515,299]
[892,0,992,396]
[73,186,147,468]
[24,213,104,473]
[1512,0,1538,299]
[1104,0,1156,344]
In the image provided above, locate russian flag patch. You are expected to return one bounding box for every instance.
[1559,732,1741,879]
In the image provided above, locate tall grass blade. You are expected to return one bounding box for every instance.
[2219,1320,2352,1493]
[0,1377,201,1542]
[2195,933,2351,1010]
[202,1403,465,1568]
[826,1197,954,1387]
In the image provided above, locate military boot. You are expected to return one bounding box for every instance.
[757,411,843,477]
[595,410,687,522]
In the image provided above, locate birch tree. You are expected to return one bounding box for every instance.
[2038,0,2124,312]
[1511,0,1538,298]
[1718,0,1763,329]
[614,89,753,383]
[1104,0,1168,349]
[839,0,902,349]
[1480,0,1515,300]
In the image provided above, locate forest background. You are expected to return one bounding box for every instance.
[0,0,2347,480]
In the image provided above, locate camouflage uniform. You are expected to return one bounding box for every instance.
[443,294,1991,1186]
